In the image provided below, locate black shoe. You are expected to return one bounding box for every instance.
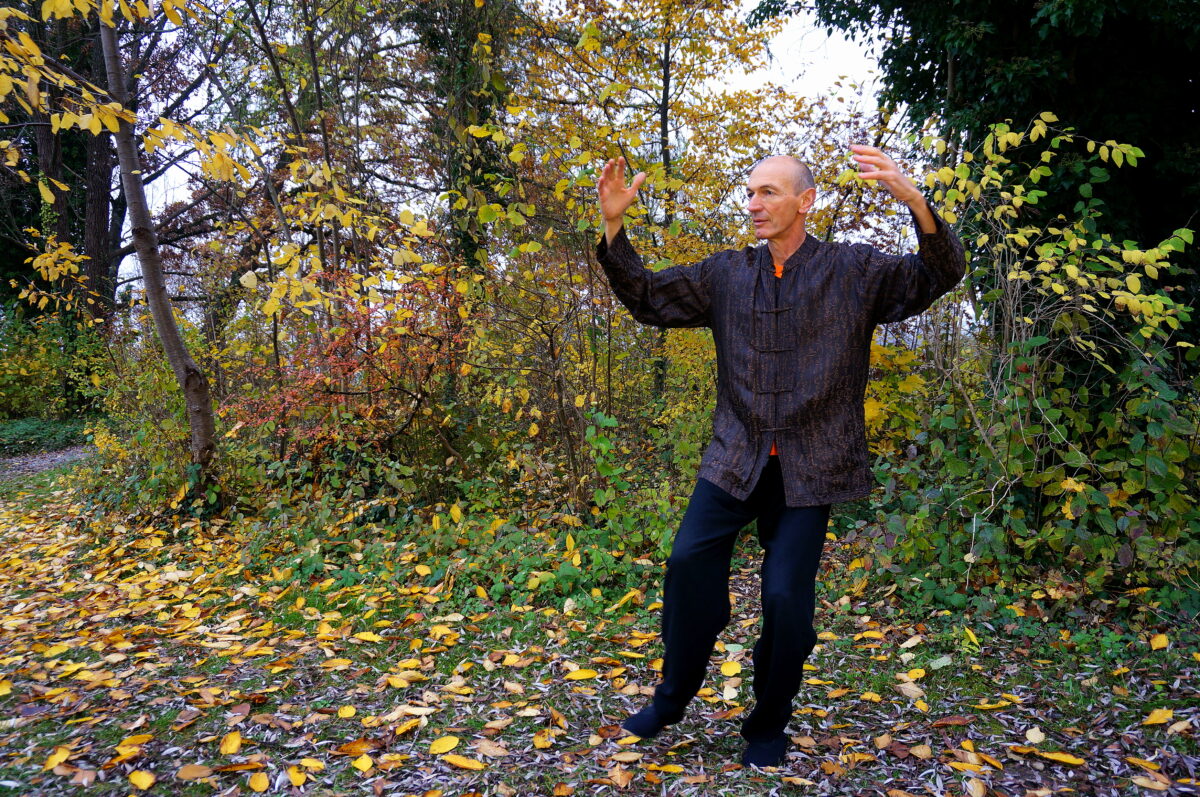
[620,704,675,739]
[741,734,789,767]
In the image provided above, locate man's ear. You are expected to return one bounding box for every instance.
[798,187,817,214]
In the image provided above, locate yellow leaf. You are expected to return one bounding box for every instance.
[906,668,926,680]
[429,735,459,754]
[415,564,432,576]
[1149,633,1168,650]
[648,763,685,772]
[720,661,742,677]
[565,668,598,680]
[1143,708,1173,725]
[861,691,882,702]
[38,179,55,204]
[528,422,539,436]
[287,765,306,786]
[1037,750,1085,765]
[219,730,242,755]
[450,504,463,523]
[1025,726,1046,744]
[351,754,373,772]
[300,758,325,771]
[442,754,486,770]
[354,632,383,643]
[129,771,156,790]
[43,746,71,770]
[338,706,356,718]
[0,680,10,697]
[1127,274,1143,294]
[238,271,258,290]
[248,771,269,792]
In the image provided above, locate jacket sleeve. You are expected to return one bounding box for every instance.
[856,201,966,325]
[596,226,712,328]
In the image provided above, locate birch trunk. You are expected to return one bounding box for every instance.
[99,22,216,474]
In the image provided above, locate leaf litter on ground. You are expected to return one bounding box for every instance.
[0,484,1197,795]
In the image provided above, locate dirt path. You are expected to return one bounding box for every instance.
[0,445,90,482]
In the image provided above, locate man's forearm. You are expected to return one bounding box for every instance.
[604,217,624,245]
[906,197,938,234]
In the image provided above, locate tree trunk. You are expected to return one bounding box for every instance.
[99,22,216,475]
[83,22,115,316]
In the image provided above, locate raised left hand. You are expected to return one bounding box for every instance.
[849,144,923,205]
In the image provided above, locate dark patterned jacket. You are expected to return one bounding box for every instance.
[596,203,965,507]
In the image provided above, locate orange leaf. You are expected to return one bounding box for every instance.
[176,764,213,780]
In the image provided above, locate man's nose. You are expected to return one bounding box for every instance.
[747,194,761,212]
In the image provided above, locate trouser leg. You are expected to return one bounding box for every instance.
[740,468,830,741]
[652,477,755,721]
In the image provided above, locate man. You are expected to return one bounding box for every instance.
[594,146,965,767]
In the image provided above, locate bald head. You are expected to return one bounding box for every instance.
[752,155,815,195]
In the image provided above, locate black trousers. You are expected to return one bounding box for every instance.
[650,456,830,741]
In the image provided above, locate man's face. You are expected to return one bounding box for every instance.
[746,159,815,242]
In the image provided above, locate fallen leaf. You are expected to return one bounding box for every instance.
[565,668,598,680]
[176,764,213,780]
[1026,726,1046,744]
[909,745,933,760]
[248,772,269,792]
[43,746,71,771]
[429,735,459,754]
[932,715,973,727]
[219,730,242,755]
[1143,708,1173,725]
[129,770,155,790]
[1037,750,1085,765]
[720,661,742,677]
[1149,633,1168,650]
[443,754,486,770]
[352,754,373,772]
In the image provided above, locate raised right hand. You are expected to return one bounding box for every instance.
[597,156,647,223]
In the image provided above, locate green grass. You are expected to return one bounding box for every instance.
[0,417,88,457]
[0,462,77,500]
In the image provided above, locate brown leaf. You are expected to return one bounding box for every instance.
[473,739,509,758]
[932,715,973,727]
[608,766,635,788]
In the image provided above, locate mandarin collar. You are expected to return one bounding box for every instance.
[756,233,820,274]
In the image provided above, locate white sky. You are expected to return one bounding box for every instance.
[755,8,878,100]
